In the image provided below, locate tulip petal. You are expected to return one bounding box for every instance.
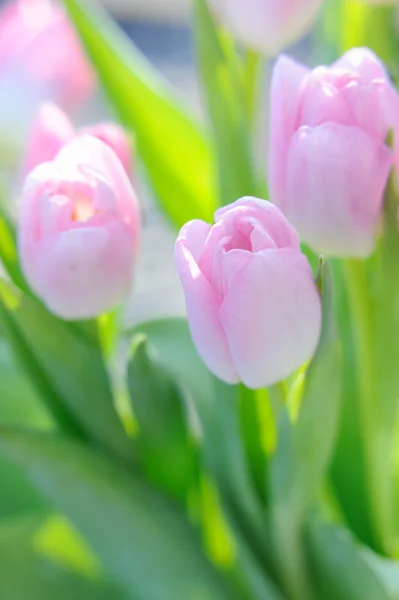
[269,55,309,213]
[343,79,399,140]
[218,249,321,388]
[215,197,300,250]
[178,219,212,263]
[285,123,392,257]
[55,135,139,228]
[209,0,322,55]
[24,102,74,174]
[81,122,132,176]
[32,221,134,319]
[175,240,239,384]
[333,47,387,81]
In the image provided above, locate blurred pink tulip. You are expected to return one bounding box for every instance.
[208,0,323,55]
[175,197,321,388]
[19,136,140,320]
[0,0,94,108]
[0,0,94,148]
[269,48,398,257]
[24,103,132,177]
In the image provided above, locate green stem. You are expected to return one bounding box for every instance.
[343,259,387,553]
[242,50,262,127]
[277,525,313,600]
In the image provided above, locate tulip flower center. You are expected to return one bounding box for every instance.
[224,219,254,252]
[71,193,96,223]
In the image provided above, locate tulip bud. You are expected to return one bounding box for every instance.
[19,136,140,320]
[268,48,398,257]
[175,197,321,389]
[23,103,74,174]
[208,0,323,55]
[24,103,132,177]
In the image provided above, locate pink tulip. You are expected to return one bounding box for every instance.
[269,48,398,257]
[24,103,132,177]
[0,0,94,109]
[208,0,323,55]
[175,197,321,388]
[19,136,140,320]
[0,0,94,148]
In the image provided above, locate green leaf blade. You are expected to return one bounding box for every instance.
[65,0,216,228]
[0,427,237,600]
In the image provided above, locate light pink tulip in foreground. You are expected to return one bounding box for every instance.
[175,197,321,388]
[208,0,323,55]
[24,103,132,176]
[269,48,398,257]
[19,136,140,320]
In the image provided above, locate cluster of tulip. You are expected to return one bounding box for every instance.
[1,0,399,599]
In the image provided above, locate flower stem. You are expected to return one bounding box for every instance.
[343,259,388,554]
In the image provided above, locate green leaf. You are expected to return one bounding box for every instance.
[0,427,237,600]
[0,283,132,462]
[0,201,30,294]
[65,0,216,228]
[209,379,284,600]
[329,260,375,549]
[238,385,270,507]
[307,518,390,600]
[126,318,214,411]
[0,514,120,600]
[128,319,282,599]
[269,260,341,599]
[127,335,198,501]
[363,549,399,600]
[331,173,399,555]
[194,0,258,206]
[270,259,341,524]
[0,338,51,518]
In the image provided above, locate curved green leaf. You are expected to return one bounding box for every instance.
[0,515,120,600]
[65,0,216,228]
[0,427,238,600]
[307,518,390,600]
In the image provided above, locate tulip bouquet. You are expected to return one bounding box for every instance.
[2,0,399,599]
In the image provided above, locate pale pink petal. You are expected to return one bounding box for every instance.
[333,47,387,82]
[81,122,132,177]
[31,220,134,319]
[177,219,212,263]
[197,221,229,285]
[218,249,321,388]
[55,136,140,241]
[268,55,309,213]
[342,79,399,139]
[297,68,356,128]
[209,0,322,55]
[215,197,300,250]
[285,123,392,257]
[24,102,74,173]
[175,240,239,384]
